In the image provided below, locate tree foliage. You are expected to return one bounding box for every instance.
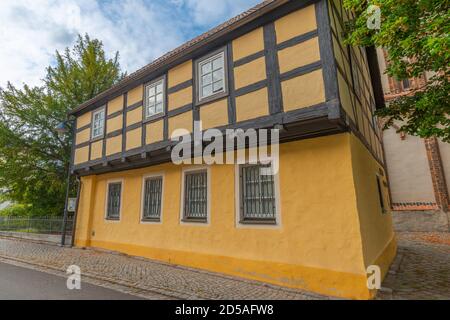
[0,35,124,216]
[344,0,450,141]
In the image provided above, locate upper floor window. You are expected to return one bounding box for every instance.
[197,50,227,102]
[145,79,165,119]
[91,107,105,139]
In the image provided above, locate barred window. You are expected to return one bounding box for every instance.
[240,164,276,223]
[106,182,122,220]
[376,174,387,214]
[142,176,163,221]
[183,170,208,222]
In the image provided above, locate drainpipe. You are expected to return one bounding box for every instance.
[60,165,72,246]
[70,176,82,247]
[59,117,76,246]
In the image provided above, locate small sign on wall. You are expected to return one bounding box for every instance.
[67,198,77,212]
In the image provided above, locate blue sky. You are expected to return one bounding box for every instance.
[0,0,260,88]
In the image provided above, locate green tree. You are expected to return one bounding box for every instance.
[0,34,124,216]
[344,0,450,141]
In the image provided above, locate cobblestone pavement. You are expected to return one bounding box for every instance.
[377,232,450,300]
[0,236,323,300]
[0,233,448,300]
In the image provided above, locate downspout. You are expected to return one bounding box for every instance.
[70,176,82,247]
[60,117,76,246]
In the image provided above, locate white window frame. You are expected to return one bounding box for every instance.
[104,179,123,222]
[140,173,164,224]
[234,161,281,229]
[179,166,211,225]
[91,107,105,140]
[144,77,165,120]
[196,49,227,103]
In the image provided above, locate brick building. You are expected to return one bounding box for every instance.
[377,48,450,214]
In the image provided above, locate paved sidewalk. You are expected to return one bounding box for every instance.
[377,232,450,300]
[0,236,323,300]
[0,233,448,300]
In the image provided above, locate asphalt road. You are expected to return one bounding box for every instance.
[0,262,142,300]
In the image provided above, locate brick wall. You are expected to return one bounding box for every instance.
[424,137,449,212]
[381,49,450,212]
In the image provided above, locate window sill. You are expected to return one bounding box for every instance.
[143,112,165,124]
[181,218,207,223]
[239,219,277,225]
[141,217,161,223]
[105,217,120,221]
[90,135,104,143]
[196,91,228,107]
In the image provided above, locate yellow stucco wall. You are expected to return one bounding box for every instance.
[126,107,143,126]
[233,57,266,90]
[235,88,269,122]
[75,128,90,145]
[169,111,192,138]
[127,85,143,106]
[168,86,192,111]
[126,127,142,151]
[349,134,396,282]
[168,60,192,88]
[281,69,325,111]
[274,4,317,44]
[232,27,264,61]
[75,174,97,242]
[74,145,89,165]
[145,120,164,145]
[90,140,103,160]
[107,115,123,134]
[199,98,229,130]
[278,37,320,74]
[76,112,91,129]
[74,133,396,299]
[108,95,124,115]
[106,135,122,156]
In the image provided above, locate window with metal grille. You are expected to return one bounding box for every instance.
[240,164,276,223]
[376,175,387,214]
[183,170,208,221]
[106,182,122,220]
[145,79,164,119]
[142,176,163,221]
[91,107,105,139]
[197,51,226,101]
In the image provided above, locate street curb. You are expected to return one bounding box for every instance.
[0,254,190,300]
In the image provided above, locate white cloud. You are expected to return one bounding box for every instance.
[0,0,260,89]
[183,0,260,26]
